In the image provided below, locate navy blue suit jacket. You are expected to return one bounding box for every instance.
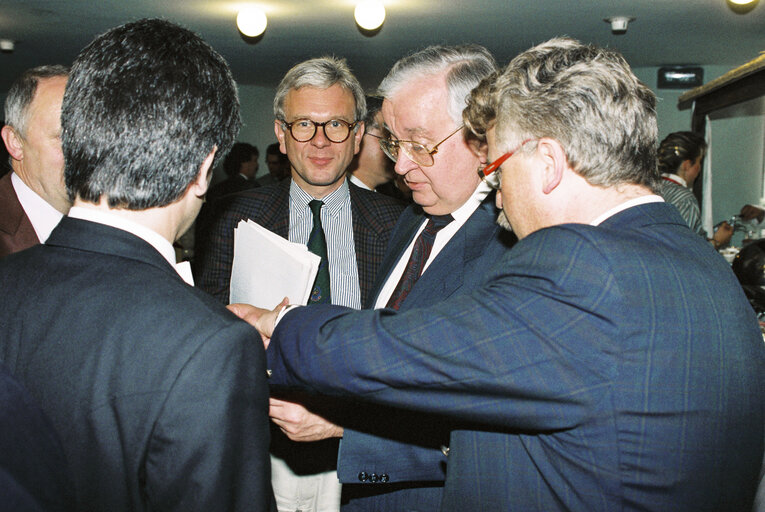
[0,218,274,512]
[338,193,515,488]
[267,202,765,511]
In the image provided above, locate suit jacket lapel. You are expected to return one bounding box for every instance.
[403,194,499,305]
[368,193,502,307]
[365,205,426,308]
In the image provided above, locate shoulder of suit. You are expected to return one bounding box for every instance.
[348,181,406,217]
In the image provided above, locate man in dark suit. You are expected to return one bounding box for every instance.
[195,56,404,512]
[237,38,765,511]
[0,361,74,512]
[266,45,515,512]
[0,65,70,258]
[207,142,260,202]
[0,19,273,511]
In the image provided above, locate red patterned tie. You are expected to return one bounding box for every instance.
[386,214,453,310]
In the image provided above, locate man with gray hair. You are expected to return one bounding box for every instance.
[0,65,69,258]
[237,37,765,511]
[196,56,404,512]
[258,45,515,511]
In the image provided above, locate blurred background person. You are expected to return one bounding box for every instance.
[207,142,260,203]
[657,131,733,249]
[258,142,291,186]
[347,96,397,195]
[0,65,69,258]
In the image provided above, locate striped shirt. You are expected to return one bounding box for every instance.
[658,175,706,237]
[289,179,361,309]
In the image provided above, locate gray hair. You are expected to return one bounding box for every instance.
[4,65,69,137]
[378,45,497,126]
[489,37,658,189]
[273,56,366,123]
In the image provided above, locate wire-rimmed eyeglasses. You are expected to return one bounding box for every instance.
[280,118,358,143]
[378,125,464,167]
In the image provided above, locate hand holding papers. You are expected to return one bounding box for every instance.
[229,219,320,308]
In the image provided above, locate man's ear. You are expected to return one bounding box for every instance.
[353,121,365,155]
[1,125,23,161]
[537,138,566,195]
[467,136,489,165]
[192,147,217,198]
[274,119,287,154]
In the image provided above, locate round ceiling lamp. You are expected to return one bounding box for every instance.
[354,1,386,31]
[237,6,268,37]
[726,0,759,12]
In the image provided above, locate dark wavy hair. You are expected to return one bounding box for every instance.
[62,18,241,209]
[223,143,259,177]
[657,131,707,175]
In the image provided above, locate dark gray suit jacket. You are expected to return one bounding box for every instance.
[0,217,274,512]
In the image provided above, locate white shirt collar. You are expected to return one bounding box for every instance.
[348,174,372,191]
[661,173,687,187]
[67,206,193,285]
[589,194,665,226]
[11,172,64,243]
[450,179,492,225]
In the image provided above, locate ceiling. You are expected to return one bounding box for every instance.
[1,0,763,94]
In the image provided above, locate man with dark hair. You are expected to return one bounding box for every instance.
[0,19,273,511]
[196,56,404,512]
[259,142,290,185]
[0,65,69,258]
[237,37,764,511]
[207,142,260,203]
[347,96,395,193]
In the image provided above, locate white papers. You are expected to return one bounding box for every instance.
[229,219,319,308]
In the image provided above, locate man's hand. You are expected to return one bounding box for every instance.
[712,221,734,249]
[740,204,765,223]
[227,297,288,347]
[269,398,344,442]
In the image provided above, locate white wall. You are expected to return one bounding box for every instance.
[210,83,278,184]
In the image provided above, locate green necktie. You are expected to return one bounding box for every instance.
[307,200,331,304]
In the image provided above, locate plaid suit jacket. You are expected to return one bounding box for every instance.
[194,178,405,305]
[267,202,765,511]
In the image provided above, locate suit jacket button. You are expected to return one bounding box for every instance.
[380,473,389,482]
[358,471,369,482]
[440,445,450,456]
[370,473,379,482]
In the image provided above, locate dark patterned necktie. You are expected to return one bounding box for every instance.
[308,200,331,304]
[386,214,453,310]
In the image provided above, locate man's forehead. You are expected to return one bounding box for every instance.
[283,84,355,120]
[381,85,449,140]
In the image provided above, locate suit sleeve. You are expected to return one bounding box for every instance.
[193,201,242,304]
[144,321,274,511]
[267,228,617,431]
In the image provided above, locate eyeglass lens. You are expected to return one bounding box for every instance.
[287,119,353,143]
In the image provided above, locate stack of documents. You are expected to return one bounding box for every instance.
[229,219,320,308]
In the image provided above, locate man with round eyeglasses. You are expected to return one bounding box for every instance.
[251,45,517,512]
[244,38,764,511]
[195,56,404,512]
